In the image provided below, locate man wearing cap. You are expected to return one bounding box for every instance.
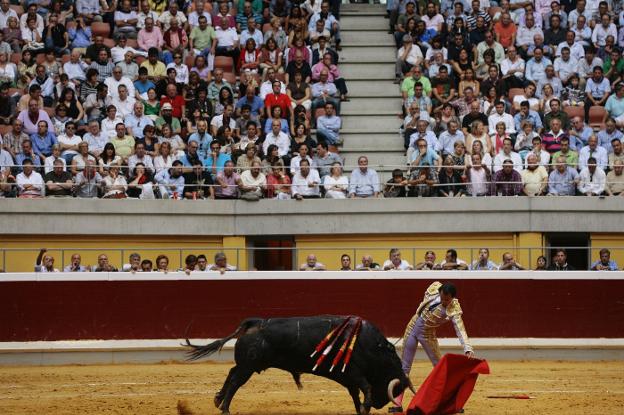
[395,35,423,84]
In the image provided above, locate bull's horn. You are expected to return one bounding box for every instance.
[407,378,417,394]
[387,378,401,406]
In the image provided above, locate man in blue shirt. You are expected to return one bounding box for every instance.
[596,118,623,153]
[203,140,232,180]
[585,65,611,121]
[590,248,619,271]
[30,120,57,158]
[187,119,213,160]
[15,139,43,169]
[316,101,341,145]
[133,67,155,100]
[235,88,264,118]
[514,101,544,133]
[548,155,580,195]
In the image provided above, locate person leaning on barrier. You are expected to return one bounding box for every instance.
[434,249,468,270]
[122,253,142,272]
[355,255,380,271]
[547,249,575,271]
[590,248,619,271]
[499,252,525,270]
[93,253,119,272]
[606,160,624,196]
[548,156,580,196]
[64,253,90,272]
[299,254,326,271]
[383,248,413,271]
[469,248,499,270]
[578,157,606,196]
[34,248,59,272]
[209,252,238,274]
[415,251,436,271]
[339,254,351,271]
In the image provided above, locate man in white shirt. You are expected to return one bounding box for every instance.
[578,157,606,196]
[237,160,266,198]
[111,84,136,119]
[591,13,617,47]
[382,248,413,270]
[348,156,380,198]
[500,46,525,86]
[555,31,585,61]
[554,47,578,84]
[579,135,609,171]
[259,69,285,100]
[292,159,320,199]
[137,0,159,29]
[16,158,44,197]
[124,102,153,139]
[215,18,240,65]
[395,34,423,82]
[240,18,263,49]
[114,0,139,39]
[493,137,523,173]
[488,101,515,135]
[128,141,154,174]
[187,0,211,28]
[0,0,18,30]
[57,121,83,164]
[83,120,108,157]
[105,67,135,100]
[110,35,147,64]
[262,119,290,157]
[289,144,315,175]
[515,13,543,55]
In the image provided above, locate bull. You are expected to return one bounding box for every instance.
[184,315,415,415]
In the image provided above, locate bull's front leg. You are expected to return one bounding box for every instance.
[355,378,373,415]
[348,386,362,415]
[218,365,254,415]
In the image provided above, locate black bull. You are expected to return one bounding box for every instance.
[185,315,415,415]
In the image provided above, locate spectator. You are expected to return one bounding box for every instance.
[141,259,153,272]
[155,160,185,199]
[585,65,611,121]
[395,35,423,83]
[215,160,240,199]
[590,248,619,271]
[155,254,169,272]
[578,157,606,196]
[316,101,341,146]
[195,254,208,271]
[548,248,575,270]
[17,99,53,136]
[355,255,380,271]
[382,248,413,271]
[323,161,348,199]
[548,155,580,196]
[45,158,72,197]
[93,253,119,272]
[238,160,266,200]
[470,248,499,270]
[414,251,436,270]
[438,156,465,197]
[266,163,291,200]
[101,165,128,198]
[579,135,608,171]
[406,163,438,197]
[606,159,624,196]
[521,153,549,196]
[292,158,320,200]
[597,118,623,153]
[499,252,525,270]
[493,138,522,173]
[34,249,59,272]
[299,254,326,271]
[64,254,90,272]
[339,254,351,271]
[465,152,492,196]
[16,158,44,198]
[348,156,380,198]
[184,160,215,200]
[552,136,579,169]
[493,159,523,196]
[208,252,237,274]
[74,159,102,198]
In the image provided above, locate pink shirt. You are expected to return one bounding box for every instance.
[138,26,164,50]
[311,62,341,82]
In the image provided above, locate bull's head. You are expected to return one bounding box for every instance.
[369,341,416,409]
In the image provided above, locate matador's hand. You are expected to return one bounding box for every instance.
[465,351,475,359]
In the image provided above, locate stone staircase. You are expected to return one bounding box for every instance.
[337,3,404,177]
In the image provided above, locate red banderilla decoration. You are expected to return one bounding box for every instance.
[312,317,353,371]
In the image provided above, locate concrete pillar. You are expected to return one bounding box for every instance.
[222,236,247,271]
[516,232,544,269]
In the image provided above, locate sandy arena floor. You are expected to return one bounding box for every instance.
[0,360,623,414]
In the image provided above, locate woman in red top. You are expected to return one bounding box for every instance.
[238,38,261,73]
[266,163,291,199]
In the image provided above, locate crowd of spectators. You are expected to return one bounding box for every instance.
[0,0,357,199]
[34,248,238,273]
[29,247,622,272]
[318,247,620,271]
[393,0,624,197]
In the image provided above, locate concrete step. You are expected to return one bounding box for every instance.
[341,132,404,151]
[340,98,402,115]
[339,16,389,31]
[342,114,400,130]
[339,46,396,62]
[340,63,395,80]
[342,152,407,173]
[341,31,395,46]
[344,80,400,97]
[341,4,386,14]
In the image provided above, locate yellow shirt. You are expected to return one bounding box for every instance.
[140,60,166,79]
[521,166,548,196]
[111,135,135,158]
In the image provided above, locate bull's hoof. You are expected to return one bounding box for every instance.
[214,392,224,408]
[359,404,370,415]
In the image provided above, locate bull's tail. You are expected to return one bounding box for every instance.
[183,318,263,362]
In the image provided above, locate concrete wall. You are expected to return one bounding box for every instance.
[1,198,623,236]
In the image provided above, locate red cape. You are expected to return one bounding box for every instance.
[406,354,490,415]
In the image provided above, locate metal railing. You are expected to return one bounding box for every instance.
[1,246,622,273]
